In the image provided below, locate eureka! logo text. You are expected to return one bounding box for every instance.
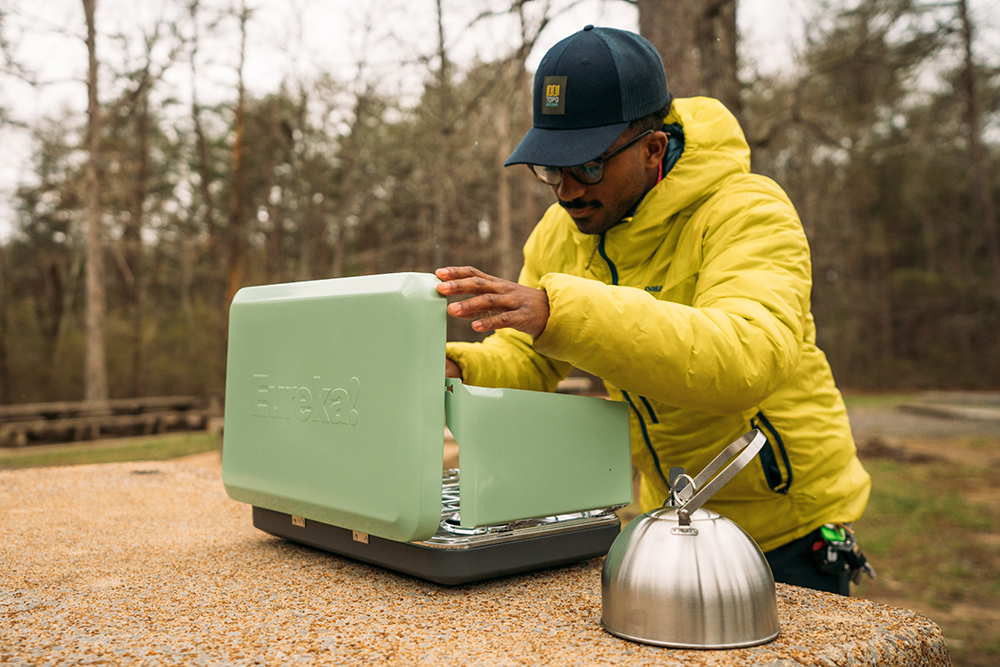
[251,374,360,425]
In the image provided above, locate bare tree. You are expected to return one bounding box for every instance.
[189,0,223,309]
[470,0,575,280]
[224,1,250,314]
[494,3,546,281]
[431,0,452,271]
[0,4,25,402]
[82,0,108,401]
[634,0,742,120]
[108,21,183,396]
[0,243,9,403]
[957,0,1000,305]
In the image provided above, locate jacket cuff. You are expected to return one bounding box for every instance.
[532,272,603,365]
[445,341,477,383]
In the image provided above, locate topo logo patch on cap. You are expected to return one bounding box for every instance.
[542,76,567,115]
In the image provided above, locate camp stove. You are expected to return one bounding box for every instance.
[222,273,632,585]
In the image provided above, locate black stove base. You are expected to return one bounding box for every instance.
[252,506,621,585]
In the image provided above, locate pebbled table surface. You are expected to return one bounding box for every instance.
[0,461,951,666]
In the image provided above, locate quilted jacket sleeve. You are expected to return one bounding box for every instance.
[533,179,812,414]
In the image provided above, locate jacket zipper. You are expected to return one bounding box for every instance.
[599,232,668,488]
[639,395,660,423]
[751,411,793,494]
[597,233,619,285]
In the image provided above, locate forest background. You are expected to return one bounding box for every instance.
[0,0,998,405]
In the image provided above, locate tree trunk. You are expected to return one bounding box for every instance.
[82,0,108,402]
[638,0,742,120]
[189,0,221,309]
[331,221,345,278]
[311,198,331,279]
[0,244,9,403]
[496,73,514,281]
[432,0,450,270]
[225,4,249,314]
[416,207,431,272]
[180,234,194,313]
[264,189,283,283]
[123,79,150,397]
[958,0,1000,306]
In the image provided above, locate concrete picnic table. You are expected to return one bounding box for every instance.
[1,460,951,666]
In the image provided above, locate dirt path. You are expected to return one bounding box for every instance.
[849,404,1000,466]
[849,405,1000,439]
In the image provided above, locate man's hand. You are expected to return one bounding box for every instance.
[435,266,550,338]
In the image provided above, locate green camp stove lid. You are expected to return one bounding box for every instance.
[222,272,632,545]
[222,273,447,543]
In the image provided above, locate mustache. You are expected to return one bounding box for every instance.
[558,198,602,210]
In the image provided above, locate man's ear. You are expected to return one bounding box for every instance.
[644,130,668,168]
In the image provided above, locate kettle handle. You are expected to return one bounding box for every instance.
[677,429,767,525]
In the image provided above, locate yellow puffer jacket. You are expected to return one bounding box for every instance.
[446,97,870,552]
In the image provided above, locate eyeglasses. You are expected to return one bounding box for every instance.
[529,129,654,186]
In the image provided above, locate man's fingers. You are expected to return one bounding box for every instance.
[435,266,488,285]
[436,266,519,300]
[435,265,548,338]
[471,309,517,333]
[436,266,482,279]
[447,293,512,319]
[444,293,523,331]
[437,276,504,297]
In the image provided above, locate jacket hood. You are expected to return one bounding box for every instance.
[564,97,751,263]
[646,97,750,215]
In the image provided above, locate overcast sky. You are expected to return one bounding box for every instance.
[1,0,997,240]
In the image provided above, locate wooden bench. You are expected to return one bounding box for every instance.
[0,397,217,447]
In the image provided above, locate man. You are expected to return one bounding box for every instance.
[435,25,872,594]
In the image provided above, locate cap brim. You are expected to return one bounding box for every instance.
[504,122,629,167]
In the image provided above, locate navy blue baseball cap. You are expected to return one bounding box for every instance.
[505,25,671,168]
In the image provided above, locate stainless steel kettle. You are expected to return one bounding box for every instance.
[601,429,781,649]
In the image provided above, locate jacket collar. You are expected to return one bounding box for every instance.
[594,97,751,267]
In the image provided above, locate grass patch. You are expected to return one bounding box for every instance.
[962,434,1000,451]
[0,432,220,470]
[853,456,1000,667]
[841,392,919,408]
